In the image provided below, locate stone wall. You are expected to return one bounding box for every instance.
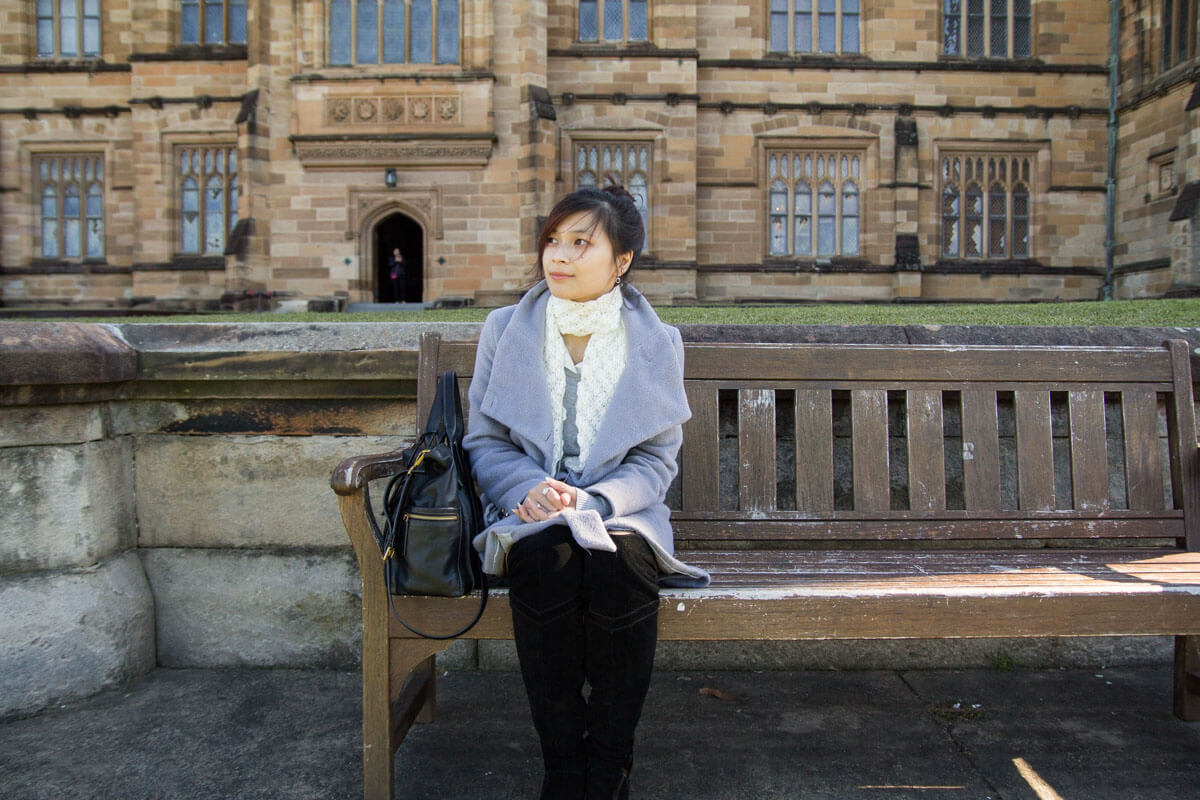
[2,321,1198,719]
[0,324,154,718]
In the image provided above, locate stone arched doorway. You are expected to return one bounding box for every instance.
[373,213,424,303]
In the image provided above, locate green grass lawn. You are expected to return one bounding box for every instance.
[19,297,1199,327]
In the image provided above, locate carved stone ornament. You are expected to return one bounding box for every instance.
[295,139,493,168]
[356,99,378,122]
[328,99,352,124]
[323,94,464,129]
[382,98,404,122]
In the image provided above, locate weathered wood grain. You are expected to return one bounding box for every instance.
[795,389,835,512]
[1015,390,1055,511]
[683,384,720,512]
[739,388,777,512]
[906,389,946,512]
[1069,390,1110,511]
[962,389,1001,511]
[851,389,890,511]
[1121,390,1165,511]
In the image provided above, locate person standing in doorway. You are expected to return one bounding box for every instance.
[388,247,406,302]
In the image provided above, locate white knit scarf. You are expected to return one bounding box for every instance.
[543,286,627,473]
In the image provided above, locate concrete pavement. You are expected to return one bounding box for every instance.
[1,666,1197,799]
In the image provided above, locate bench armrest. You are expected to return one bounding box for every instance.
[331,448,412,496]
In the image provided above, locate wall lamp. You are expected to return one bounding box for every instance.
[384,168,397,188]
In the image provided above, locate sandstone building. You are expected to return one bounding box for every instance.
[0,1,1196,310]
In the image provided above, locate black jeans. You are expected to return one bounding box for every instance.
[507,526,660,800]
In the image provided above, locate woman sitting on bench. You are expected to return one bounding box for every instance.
[463,184,709,799]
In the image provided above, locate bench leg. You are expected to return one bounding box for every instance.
[362,627,393,800]
[362,639,448,800]
[391,640,448,727]
[1174,635,1200,721]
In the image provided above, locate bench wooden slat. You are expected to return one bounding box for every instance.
[680,344,1175,383]
[962,389,1002,511]
[669,514,1184,541]
[389,591,1200,641]
[739,388,777,512]
[1166,340,1199,550]
[702,380,1175,394]
[682,384,720,512]
[434,340,1177,387]
[1015,390,1056,511]
[906,389,946,512]
[795,389,835,512]
[852,389,890,511]
[383,549,1200,642]
[1122,389,1166,511]
[416,333,441,425]
[1069,390,1111,510]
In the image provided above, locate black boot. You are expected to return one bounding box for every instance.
[508,529,589,800]
[581,536,660,800]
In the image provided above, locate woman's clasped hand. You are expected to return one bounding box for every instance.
[513,477,577,523]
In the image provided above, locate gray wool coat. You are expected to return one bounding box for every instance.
[463,281,711,588]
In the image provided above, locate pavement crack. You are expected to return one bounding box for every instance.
[896,670,1008,800]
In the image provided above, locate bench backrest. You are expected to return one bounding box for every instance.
[420,334,1198,551]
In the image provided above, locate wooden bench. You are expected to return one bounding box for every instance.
[333,333,1200,800]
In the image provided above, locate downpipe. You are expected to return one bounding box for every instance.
[1104,0,1119,300]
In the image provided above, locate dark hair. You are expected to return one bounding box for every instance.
[529,184,645,294]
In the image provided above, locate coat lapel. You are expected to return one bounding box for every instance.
[477,288,555,468]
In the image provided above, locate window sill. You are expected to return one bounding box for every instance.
[762,51,870,62]
[132,256,226,271]
[929,259,1102,277]
[130,45,248,62]
[5,260,124,275]
[6,59,128,74]
[735,257,877,273]
[550,44,700,59]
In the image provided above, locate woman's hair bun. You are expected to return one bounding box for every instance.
[601,181,636,205]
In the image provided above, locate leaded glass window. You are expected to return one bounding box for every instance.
[578,0,649,44]
[769,0,859,54]
[575,141,652,250]
[35,154,105,260]
[1162,0,1200,71]
[37,0,101,57]
[943,0,1031,58]
[328,0,458,65]
[178,145,238,256]
[181,0,247,46]
[767,150,862,257]
[940,152,1033,259]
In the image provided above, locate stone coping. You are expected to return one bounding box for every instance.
[0,323,137,387]
[1,322,1197,397]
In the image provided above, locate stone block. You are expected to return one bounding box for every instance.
[0,405,104,448]
[0,552,155,718]
[139,547,363,669]
[0,438,136,574]
[135,434,400,548]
